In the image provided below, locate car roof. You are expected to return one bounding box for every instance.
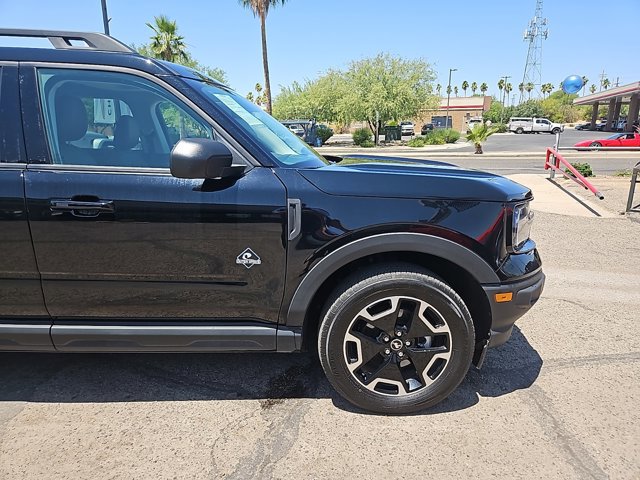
[0,46,230,89]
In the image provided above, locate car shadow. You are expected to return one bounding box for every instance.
[0,326,541,415]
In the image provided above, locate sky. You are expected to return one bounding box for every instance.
[1,0,637,101]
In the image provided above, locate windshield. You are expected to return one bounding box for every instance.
[186,79,326,168]
[606,134,623,139]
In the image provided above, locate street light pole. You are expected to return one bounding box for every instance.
[446,68,457,129]
[101,0,110,36]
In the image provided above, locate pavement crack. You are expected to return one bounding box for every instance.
[527,385,608,480]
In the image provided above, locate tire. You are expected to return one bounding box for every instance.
[552,128,560,134]
[318,264,475,414]
[590,142,602,148]
[515,127,524,134]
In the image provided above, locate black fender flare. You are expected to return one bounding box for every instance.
[285,232,499,328]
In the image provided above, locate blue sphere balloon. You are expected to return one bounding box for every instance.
[562,75,584,94]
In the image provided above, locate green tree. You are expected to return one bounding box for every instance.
[454,86,459,97]
[505,83,513,100]
[590,84,597,94]
[525,82,534,100]
[436,83,442,96]
[446,85,452,95]
[581,76,589,96]
[341,53,437,141]
[480,82,488,96]
[541,90,580,123]
[145,15,187,62]
[466,122,500,154]
[541,83,552,98]
[471,81,478,95]
[601,78,610,90]
[497,79,505,98]
[461,80,469,96]
[518,82,524,97]
[239,0,287,115]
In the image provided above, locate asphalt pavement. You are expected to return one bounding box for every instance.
[0,177,638,479]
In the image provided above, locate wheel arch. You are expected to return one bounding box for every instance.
[285,233,497,351]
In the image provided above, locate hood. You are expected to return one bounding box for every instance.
[300,155,532,203]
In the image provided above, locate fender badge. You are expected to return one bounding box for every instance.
[236,248,262,269]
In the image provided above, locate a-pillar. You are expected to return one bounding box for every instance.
[625,93,639,132]
[590,103,599,130]
[605,98,616,131]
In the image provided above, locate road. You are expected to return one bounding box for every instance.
[0,179,639,479]
[321,130,639,175]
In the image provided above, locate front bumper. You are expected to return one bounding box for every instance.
[482,269,545,348]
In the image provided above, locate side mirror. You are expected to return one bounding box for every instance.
[170,138,242,179]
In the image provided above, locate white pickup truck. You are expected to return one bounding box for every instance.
[509,117,564,134]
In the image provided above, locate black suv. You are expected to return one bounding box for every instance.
[0,30,544,414]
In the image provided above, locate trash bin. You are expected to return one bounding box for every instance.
[385,126,401,142]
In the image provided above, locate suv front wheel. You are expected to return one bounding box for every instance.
[318,264,475,414]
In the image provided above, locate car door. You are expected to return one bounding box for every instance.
[0,63,53,350]
[619,133,640,147]
[20,65,287,347]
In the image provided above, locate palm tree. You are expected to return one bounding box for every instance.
[504,83,512,106]
[240,0,287,114]
[446,85,452,95]
[461,80,469,97]
[581,76,589,96]
[601,78,610,90]
[436,83,442,96]
[497,79,505,98]
[541,83,552,98]
[471,81,478,95]
[466,123,500,154]
[146,15,188,62]
[454,86,459,97]
[590,84,597,94]
[518,82,524,98]
[480,82,488,96]
[525,82,534,100]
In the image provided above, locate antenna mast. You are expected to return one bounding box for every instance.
[520,0,548,102]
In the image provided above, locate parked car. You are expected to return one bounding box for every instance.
[574,123,592,131]
[400,121,415,136]
[420,123,434,135]
[509,117,564,134]
[286,123,305,137]
[0,28,544,414]
[574,132,640,148]
[466,118,483,132]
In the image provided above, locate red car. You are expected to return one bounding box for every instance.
[574,132,640,148]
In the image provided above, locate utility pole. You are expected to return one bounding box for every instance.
[599,70,606,91]
[101,0,110,36]
[446,68,457,129]
[501,75,511,124]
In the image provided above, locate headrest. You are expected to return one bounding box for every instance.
[113,115,141,150]
[56,96,87,142]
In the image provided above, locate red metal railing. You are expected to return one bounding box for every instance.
[544,148,604,200]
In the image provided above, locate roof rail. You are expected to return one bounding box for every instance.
[0,28,134,53]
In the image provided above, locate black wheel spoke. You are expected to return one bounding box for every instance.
[369,310,400,335]
[406,343,449,375]
[358,355,406,390]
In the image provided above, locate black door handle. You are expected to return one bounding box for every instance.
[50,199,115,217]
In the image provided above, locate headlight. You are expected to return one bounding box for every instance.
[511,202,534,252]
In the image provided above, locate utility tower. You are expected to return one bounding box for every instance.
[519,0,548,102]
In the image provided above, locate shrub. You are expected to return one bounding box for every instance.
[360,140,375,148]
[316,125,333,145]
[567,162,593,177]
[408,136,427,147]
[493,123,508,133]
[441,129,460,143]
[353,128,373,147]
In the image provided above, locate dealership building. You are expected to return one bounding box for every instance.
[419,96,492,131]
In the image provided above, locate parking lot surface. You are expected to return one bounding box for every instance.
[1,177,639,480]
